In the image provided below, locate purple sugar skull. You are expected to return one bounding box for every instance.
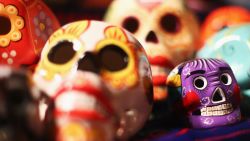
[167,58,241,128]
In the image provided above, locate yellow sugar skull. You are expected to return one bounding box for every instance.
[33,20,153,140]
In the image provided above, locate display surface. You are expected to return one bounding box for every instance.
[152,119,250,141]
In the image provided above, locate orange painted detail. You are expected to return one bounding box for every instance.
[200,6,250,48]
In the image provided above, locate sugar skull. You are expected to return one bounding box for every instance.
[167,58,241,128]
[200,6,250,47]
[105,0,200,101]
[0,0,60,67]
[33,20,153,139]
[0,65,43,141]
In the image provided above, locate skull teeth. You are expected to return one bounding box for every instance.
[56,91,109,118]
[200,103,233,116]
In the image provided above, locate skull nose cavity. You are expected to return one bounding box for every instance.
[77,52,100,74]
[212,87,226,104]
[145,31,158,43]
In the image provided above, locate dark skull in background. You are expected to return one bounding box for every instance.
[0,65,43,141]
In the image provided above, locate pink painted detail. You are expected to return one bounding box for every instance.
[136,0,164,11]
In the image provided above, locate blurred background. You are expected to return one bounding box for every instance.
[43,0,250,25]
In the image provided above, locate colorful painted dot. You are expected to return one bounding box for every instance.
[39,23,46,31]
[7,58,13,64]
[2,52,8,59]
[10,50,16,57]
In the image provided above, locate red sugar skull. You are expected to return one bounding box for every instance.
[0,0,60,67]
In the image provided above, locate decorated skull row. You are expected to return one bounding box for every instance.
[0,13,153,139]
[0,0,246,140]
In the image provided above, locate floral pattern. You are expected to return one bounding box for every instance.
[33,11,54,41]
[0,3,24,47]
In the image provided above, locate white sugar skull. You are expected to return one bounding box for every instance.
[33,20,153,140]
[105,0,200,101]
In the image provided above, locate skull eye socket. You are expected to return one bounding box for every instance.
[193,76,207,90]
[160,13,181,33]
[220,73,232,85]
[122,16,139,33]
[0,16,11,35]
[99,44,129,72]
[48,41,76,64]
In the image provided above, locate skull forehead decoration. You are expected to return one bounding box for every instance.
[0,0,60,67]
[34,20,153,139]
[105,0,200,100]
[167,58,241,128]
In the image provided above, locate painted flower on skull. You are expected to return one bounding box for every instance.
[34,11,54,41]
